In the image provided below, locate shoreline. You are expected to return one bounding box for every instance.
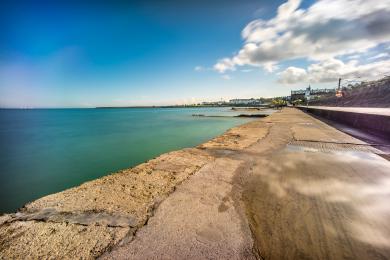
[1,108,390,259]
[0,114,269,259]
[0,107,259,214]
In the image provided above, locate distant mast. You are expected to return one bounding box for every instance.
[336,78,343,97]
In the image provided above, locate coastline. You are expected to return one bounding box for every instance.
[1,108,390,259]
[0,115,268,259]
[0,106,256,214]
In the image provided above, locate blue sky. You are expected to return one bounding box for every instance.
[1,0,389,107]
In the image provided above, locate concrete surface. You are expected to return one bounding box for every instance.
[102,157,257,259]
[300,106,390,116]
[104,108,390,259]
[1,108,390,259]
[242,109,390,259]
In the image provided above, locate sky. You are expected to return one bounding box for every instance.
[1,0,390,108]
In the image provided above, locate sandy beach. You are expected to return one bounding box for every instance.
[1,108,390,259]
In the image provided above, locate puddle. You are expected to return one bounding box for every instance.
[287,143,389,166]
[288,140,384,154]
[286,144,320,153]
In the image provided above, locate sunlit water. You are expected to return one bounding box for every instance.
[0,107,259,213]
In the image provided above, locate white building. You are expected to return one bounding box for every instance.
[229,98,262,105]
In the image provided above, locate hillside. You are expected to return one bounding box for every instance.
[308,77,390,107]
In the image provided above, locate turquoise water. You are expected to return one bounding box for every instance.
[0,107,254,213]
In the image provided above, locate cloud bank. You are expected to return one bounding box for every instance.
[278,58,390,84]
[214,0,390,83]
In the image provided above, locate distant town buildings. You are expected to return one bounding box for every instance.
[229,98,263,105]
[201,101,226,106]
[201,98,265,106]
[198,77,388,107]
[199,85,336,107]
[291,86,335,101]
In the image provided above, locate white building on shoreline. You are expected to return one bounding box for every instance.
[229,98,262,105]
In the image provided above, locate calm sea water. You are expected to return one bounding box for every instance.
[0,107,256,213]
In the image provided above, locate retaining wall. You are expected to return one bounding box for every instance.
[298,107,390,139]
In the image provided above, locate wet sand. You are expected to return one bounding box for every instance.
[1,108,390,259]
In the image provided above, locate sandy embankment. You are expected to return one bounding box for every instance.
[0,116,268,259]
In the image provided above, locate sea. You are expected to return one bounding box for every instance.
[0,107,271,213]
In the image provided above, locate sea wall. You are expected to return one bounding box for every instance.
[0,118,268,259]
[2,108,389,259]
[299,107,390,138]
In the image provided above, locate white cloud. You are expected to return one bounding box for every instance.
[278,66,307,84]
[221,74,232,80]
[263,62,279,73]
[214,0,390,73]
[214,58,237,73]
[278,58,390,84]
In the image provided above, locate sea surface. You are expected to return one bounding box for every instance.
[0,107,269,213]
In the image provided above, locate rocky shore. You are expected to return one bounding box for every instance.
[1,108,390,259]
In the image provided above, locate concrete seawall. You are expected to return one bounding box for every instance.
[298,106,390,138]
[1,108,390,259]
[0,115,267,259]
